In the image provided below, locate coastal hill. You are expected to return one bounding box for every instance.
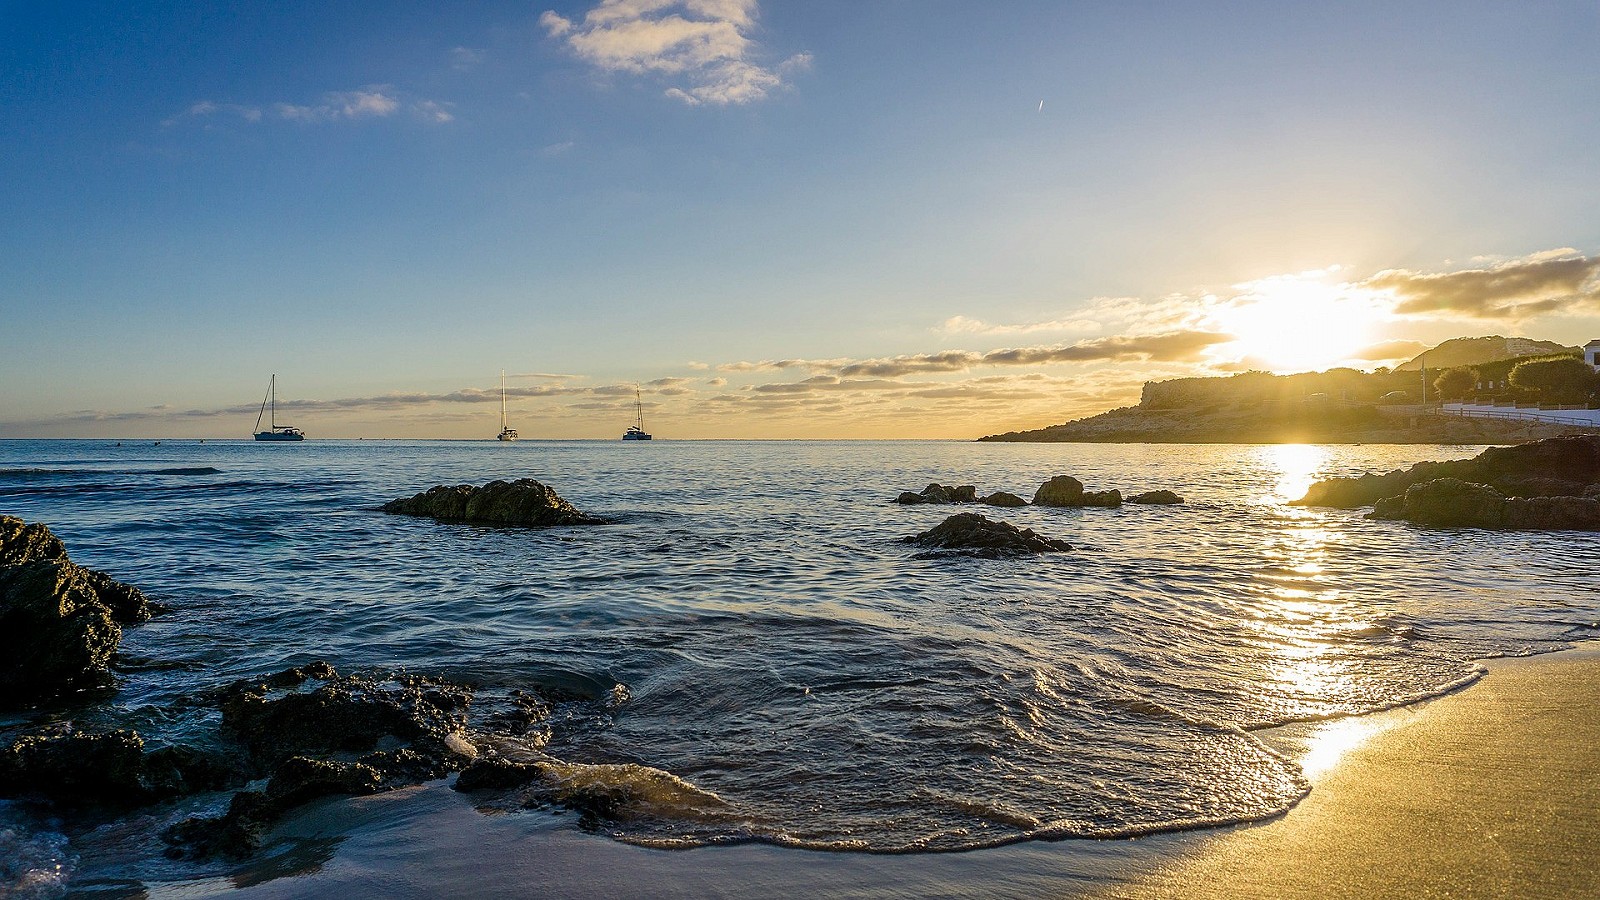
[1394,335,1577,371]
[980,336,1595,444]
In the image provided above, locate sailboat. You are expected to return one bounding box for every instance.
[253,374,305,441]
[496,370,518,442]
[622,384,652,441]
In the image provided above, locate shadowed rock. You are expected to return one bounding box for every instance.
[979,491,1027,507]
[0,516,154,704]
[0,725,230,810]
[1297,435,1600,508]
[382,479,601,527]
[894,483,979,504]
[1033,477,1122,508]
[904,513,1071,557]
[1128,490,1184,505]
[1368,478,1600,530]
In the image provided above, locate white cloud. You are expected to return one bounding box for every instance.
[938,314,1101,336]
[541,1,807,105]
[173,87,450,128]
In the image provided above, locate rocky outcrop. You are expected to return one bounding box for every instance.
[1128,490,1184,505]
[1032,476,1122,508]
[979,491,1027,507]
[894,483,978,504]
[382,479,601,527]
[1368,478,1600,530]
[0,516,154,704]
[1296,435,1600,508]
[166,662,485,859]
[0,725,229,810]
[903,513,1071,557]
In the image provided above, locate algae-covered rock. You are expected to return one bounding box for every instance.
[1297,435,1600,508]
[1368,478,1600,530]
[382,479,600,527]
[0,725,231,810]
[904,513,1071,557]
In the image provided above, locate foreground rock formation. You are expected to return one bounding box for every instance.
[0,516,154,704]
[1296,435,1600,509]
[382,479,601,527]
[1369,478,1600,530]
[903,513,1071,557]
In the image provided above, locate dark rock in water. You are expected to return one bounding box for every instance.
[0,725,231,810]
[1033,477,1122,508]
[1032,475,1084,507]
[165,789,278,860]
[382,479,601,527]
[455,758,546,792]
[1368,478,1600,530]
[218,662,473,767]
[1297,435,1600,508]
[904,513,1071,557]
[979,491,1027,507]
[1128,490,1184,505]
[265,756,384,809]
[894,483,979,505]
[0,516,155,705]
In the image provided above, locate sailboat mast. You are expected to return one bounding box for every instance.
[269,374,276,429]
[635,385,644,431]
[501,370,507,430]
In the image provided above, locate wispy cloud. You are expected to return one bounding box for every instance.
[938,314,1102,336]
[540,0,808,105]
[169,87,452,127]
[1363,251,1600,320]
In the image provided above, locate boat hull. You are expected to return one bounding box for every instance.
[254,431,305,442]
[622,432,652,441]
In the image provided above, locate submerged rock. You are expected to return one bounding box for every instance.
[1368,478,1600,530]
[0,516,154,705]
[1128,490,1184,505]
[1297,435,1600,508]
[382,479,601,527]
[903,513,1071,557]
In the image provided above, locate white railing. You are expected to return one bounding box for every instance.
[1438,404,1600,427]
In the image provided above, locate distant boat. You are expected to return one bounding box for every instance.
[622,385,652,441]
[497,370,518,442]
[253,374,305,441]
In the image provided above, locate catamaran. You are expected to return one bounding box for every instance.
[253,374,305,441]
[622,384,652,441]
[497,370,518,441]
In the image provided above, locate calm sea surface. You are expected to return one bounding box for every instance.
[1,439,1597,895]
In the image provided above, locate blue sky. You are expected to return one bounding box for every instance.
[4,1,1599,438]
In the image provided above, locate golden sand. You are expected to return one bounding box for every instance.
[1108,647,1600,899]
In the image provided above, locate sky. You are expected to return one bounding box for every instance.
[3,0,1600,439]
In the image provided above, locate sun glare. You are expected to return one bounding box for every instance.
[1209,270,1382,373]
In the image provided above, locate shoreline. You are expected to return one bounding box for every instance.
[153,645,1600,899]
[1104,644,1600,899]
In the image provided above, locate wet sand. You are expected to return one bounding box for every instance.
[1109,645,1600,899]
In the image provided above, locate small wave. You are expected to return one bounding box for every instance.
[0,466,221,478]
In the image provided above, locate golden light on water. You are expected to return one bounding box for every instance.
[1260,443,1331,504]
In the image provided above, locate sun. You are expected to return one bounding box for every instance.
[1207,269,1383,373]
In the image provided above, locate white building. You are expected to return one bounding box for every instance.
[1587,338,1600,371]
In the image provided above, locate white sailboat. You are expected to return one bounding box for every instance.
[622,384,652,441]
[496,370,518,442]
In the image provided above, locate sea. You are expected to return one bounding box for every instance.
[0,438,1596,898]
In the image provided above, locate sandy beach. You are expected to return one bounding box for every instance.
[1110,645,1600,899]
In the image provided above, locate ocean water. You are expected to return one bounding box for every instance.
[1,439,1597,895]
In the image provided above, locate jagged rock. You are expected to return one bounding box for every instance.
[979,491,1027,507]
[1032,475,1084,507]
[1367,478,1600,530]
[1080,489,1122,508]
[894,483,979,505]
[265,756,384,809]
[0,516,154,704]
[0,725,231,810]
[1297,435,1600,508]
[903,513,1071,557]
[219,662,473,767]
[455,758,545,792]
[1128,490,1184,505]
[382,479,601,527]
